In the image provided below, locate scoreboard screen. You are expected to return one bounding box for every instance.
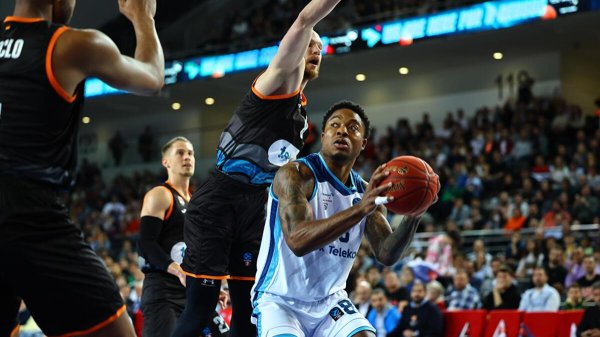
[85,0,599,98]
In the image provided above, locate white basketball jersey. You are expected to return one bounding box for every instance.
[252,153,367,303]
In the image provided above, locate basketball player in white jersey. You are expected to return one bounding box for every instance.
[252,101,428,337]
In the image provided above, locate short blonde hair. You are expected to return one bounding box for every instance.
[161,136,192,157]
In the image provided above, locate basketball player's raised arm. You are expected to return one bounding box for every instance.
[364,205,422,266]
[139,187,186,286]
[56,0,164,96]
[275,162,392,257]
[254,0,341,96]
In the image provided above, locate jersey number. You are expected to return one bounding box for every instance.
[337,300,357,314]
[213,315,230,333]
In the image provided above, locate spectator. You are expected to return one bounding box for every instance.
[448,198,470,228]
[561,284,585,310]
[389,281,443,337]
[445,269,482,310]
[102,194,126,230]
[425,232,455,277]
[399,266,415,293]
[504,208,527,231]
[572,186,599,224]
[353,280,374,317]
[383,270,410,306]
[566,248,587,288]
[367,289,402,337]
[480,257,504,298]
[138,125,155,163]
[426,281,446,310]
[577,282,600,337]
[108,131,127,166]
[516,238,544,278]
[467,239,492,266]
[519,267,561,312]
[544,247,568,295]
[577,255,600,304]
[367,266,385,289]
[483,265,521,310]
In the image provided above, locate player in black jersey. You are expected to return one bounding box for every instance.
[138,137,230,337]
[0,0,163,336]
[172,1,343,337]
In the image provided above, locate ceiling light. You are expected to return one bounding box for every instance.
[82,116,90,124]
[355,74,366,82]
[399,67,409,75]
[493,52,503,60]
[171,102,181,110]
[205,97,215,105]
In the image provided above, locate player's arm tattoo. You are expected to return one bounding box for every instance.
[364,206,421,265]
[275,164,313,237]
[274,163,366,256]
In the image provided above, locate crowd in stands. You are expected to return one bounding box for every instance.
[16,89,600,336]
[200,0,487,54]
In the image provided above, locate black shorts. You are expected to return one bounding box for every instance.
[141,273,185,337]
[0,176,124,336]
[182,169,267,280]
[141,272,230,337]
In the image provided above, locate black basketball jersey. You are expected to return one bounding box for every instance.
[0,17,84,187]
[141,182,189,273]
[216,84,308,186]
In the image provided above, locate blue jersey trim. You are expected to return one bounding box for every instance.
[300,153,362,196]
[252,198,281,304]
[216,149,274,185]
[347,326,376,337]
[295,157,318,202]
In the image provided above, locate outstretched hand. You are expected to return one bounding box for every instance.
[359,163,393,216]
[119,0,157,21]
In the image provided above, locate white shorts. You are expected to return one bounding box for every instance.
[252,290,375,337]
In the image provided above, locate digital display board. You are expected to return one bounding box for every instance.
[85,0,599,98]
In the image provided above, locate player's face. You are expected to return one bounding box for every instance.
[52,0,75,24]
[321,108,367,163]
[163,141,195,178]
[303,31,323,81]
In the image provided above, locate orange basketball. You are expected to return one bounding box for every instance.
[378,156,440,215]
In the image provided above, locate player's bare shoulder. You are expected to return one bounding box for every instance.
[274,162,315,199]
[142,185,172,215]
[55,28,118,65]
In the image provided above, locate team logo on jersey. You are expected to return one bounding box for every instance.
[170,242,186,264]
[177,196,185,206]
[352,197,361,205]
[329,307,344,321]
[201,327,212,337]
[243,252,253,267]
[268,140,299,166]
